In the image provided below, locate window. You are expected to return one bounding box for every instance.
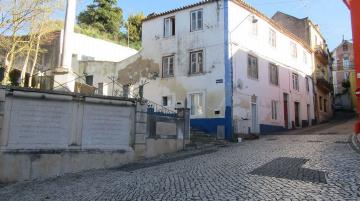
[269,29,276,47]
[162,96,172,107]
[162,55,174,77]
[190,93,204,116]
[164,17,175,37]
[252,20,258,36]
[248,55,258,79]
[314,35,318,46]
[324,99,327,112]
[319,96,323,111]
[190,51,203,74]
[190,9,203,32]
[343,43,348,51]
[85,75,93,86]
[305,77,310,92]
[98,83,103,95]
[269,63,278,86]
[290,42,297,58]
[271,100,278,120]
[123,85,130,98]
[303,51,308,64]
[292,73,299,91]
[343,56,350,69]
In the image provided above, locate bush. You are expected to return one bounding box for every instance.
[9,69,21,86]
[75,24,141,50]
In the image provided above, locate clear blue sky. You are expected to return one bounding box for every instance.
[72,0,351,50]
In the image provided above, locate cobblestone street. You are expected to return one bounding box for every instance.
[0,119,359,201]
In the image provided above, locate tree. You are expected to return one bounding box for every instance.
[0,0,62,86]
[78,0,123,34]
[126,12,145,44]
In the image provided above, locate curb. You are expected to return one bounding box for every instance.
[349,134,360,154]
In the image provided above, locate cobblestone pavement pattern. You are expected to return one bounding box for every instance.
[0,119,359,201]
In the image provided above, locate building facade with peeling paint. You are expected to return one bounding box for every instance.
[80,0,316,138]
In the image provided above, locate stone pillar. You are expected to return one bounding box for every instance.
[0,88,7,148]
[53,0,76,92]
[176,108,191,143]
[134,102,148,158]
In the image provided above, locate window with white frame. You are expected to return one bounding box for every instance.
[290,41,297,58]
[271,100,278,120]
[162,55,174,78]
[303,51,308,64]
[292,73,299,91]
[190,9,203,32]
[269,63,278,86]
[248,54,258,79]
[190,51,203,74]
[164,17,175,37]
[190,93,204,116]
[252,20,258,36]
[269,28,276,48]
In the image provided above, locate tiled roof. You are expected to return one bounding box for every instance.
[144,0,216,21]
[143,0,313,52]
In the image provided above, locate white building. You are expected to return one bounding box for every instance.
[82,0,316,139]
[32,30,138,95]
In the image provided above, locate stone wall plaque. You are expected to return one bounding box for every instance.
[82,104,133,149]
[8,98,73,149]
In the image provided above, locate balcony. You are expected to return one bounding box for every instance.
[315,71,331,94]
[315,45,329,65]
[334,60,354,71]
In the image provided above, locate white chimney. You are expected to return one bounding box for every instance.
[53,0,77,91]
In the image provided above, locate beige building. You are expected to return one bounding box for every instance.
[332,40,356,110]
[272,12,333,123]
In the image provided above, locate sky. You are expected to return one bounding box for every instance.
[70,0,352,50]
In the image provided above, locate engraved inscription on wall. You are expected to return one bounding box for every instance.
[82,104,133,149]
[8,98,73,148]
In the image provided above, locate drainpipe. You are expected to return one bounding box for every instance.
[53,0,77,92]
[224,0,233,141]
[344,0,360,135]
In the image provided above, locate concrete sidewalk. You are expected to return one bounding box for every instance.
[273,118,356,136]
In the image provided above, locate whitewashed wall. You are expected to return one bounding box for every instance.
[68,32,138,62]
[229,1,315,133]
[139,1,226,118]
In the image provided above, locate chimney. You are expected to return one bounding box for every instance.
[53,0,77,91]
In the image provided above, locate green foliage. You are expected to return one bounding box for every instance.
[75,24,141,50]
[78,0,123,34]
[126,12,145,43]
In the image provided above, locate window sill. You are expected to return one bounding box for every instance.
[188,72,206,77]
[269,83,279,87]
[190,29,205,34]
[161,76,175,80]
[163,35,176,40]
[247,77,259,81]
